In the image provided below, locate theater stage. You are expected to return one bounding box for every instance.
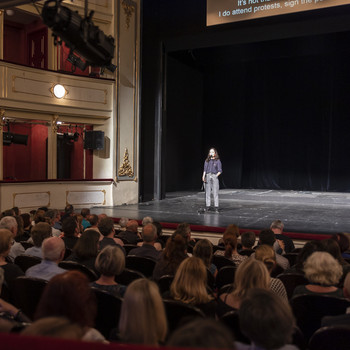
[91,189,350,235]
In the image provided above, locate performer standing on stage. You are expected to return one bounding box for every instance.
[202,148,222,213]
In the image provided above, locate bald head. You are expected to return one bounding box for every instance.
[42,237,65,262]
[126,220,138,232]
[142,224,157,243]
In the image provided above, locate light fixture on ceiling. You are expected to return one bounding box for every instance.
[51,83,67,99]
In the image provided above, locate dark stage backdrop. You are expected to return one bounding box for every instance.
[141,0,350,200]
[166,33,350,192]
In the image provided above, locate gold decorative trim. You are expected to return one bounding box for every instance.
[122,0,135,29]
[0,109,5,131]
[52,115,59,133]
[118,148,134,177]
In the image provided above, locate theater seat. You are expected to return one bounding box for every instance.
[219,310,250,344]
[125,256,156,277]
[212,255,235,270]
[290,294,350,341]
[91,287,123,339]
[58,261,98,282]
[215,266,236,290]
[14,255,42,273]
[115,268,145,286]
[277,273,308,299]
[12,276,48,320]
[163,299,205,334]
[157,275,174,295]
[309,326,350,350]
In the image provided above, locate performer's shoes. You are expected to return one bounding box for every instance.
[214,208,219,213]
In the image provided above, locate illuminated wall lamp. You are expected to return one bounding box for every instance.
[51,84,68,99]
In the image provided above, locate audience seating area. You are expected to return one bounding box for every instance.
[1,207,350,350]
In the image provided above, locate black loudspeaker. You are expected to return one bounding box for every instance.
[84,131,105,150]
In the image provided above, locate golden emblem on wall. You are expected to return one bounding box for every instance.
[118,148,134,177]
[122,0,135,29]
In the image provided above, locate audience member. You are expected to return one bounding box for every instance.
[44,209,61,237]
[293,251,343,298]
[12,207,20,216]
[92,245,126,297]
[18,213,32,241]
[81,209,91,230]
[237,289,297,350]
[128,224,161,260]
[284,240,322,274]
[117,220,140,244]
[25,222,52,258]
[1,209,15,218]
[26,237,66,281]
[153,233,188,281]
[35,270,105,342]
[270,219,295,253]
[61,217,80,250]
[216,258,270,318]
[0,229,24,288]
[169,257,216,317]
[118,278,167,345]
[215,226,247,266]
[61,204,74,223]
[98,217,124,251]
[240,231,256,252]
[142,216,153,226]
[66,229,100,273]
[87,214,100,234]
[258,229,290,270]
[167,318,235,349]
[153,221,166,249]
[175,222,195,247]
[331,233,350,259]
[254,245,288,300]
[22,317,84,340]
[14,216,24,240]
[0,216,25,261]
[193,239,217,277]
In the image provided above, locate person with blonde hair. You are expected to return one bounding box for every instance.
[254,245,287,300]
[216,258,270,317]
[215,225,247,266]
[92,245,126,297]
[118,278,167,345]
[169,256,216,317]
[293,251,343,298]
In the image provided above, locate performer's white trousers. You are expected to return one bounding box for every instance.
[206,173,219,208]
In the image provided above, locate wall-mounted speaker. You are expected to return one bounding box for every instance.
[84,130,105,150]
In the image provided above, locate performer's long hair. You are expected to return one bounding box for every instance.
[206,148,220,162]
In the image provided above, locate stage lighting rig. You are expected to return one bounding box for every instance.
[41,0,116,73]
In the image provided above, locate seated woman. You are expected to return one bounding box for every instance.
[118,278,167,345]
[214,225,247,266]
[34,270,105,342]
[332,233,350,259]
[25,222,51,258]
[169,257,217,317]
[91,245,126,298]
[293,251,343,298]
[238,289,297,350]
[216,258,270,318]
[153,233,188,281]
[66,229,100,273]
[193,239,217,277]
[0,229,24,289]
[254,245,288,301]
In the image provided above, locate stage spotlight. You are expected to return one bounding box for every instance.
[41,0,116,73]
[3,132,28,146]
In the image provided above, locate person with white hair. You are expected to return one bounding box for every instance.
[270,220,295,253]
[142,216,153,226]
[26,237,66,281]
[0,216,25,262]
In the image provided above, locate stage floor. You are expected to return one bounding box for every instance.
[92,189,350,234]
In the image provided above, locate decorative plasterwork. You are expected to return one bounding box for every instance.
[0,109,5,131]
[118,148,134,177]
[122,0,135,29]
